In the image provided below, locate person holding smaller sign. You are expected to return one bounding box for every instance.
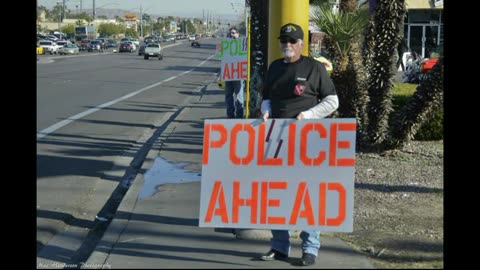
[224,27,245,119]
[259,23,339,266]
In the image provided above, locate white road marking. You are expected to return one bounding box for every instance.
[37,54,215,139]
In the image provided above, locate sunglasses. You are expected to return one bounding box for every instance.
[280,38,298,44]
[230,31,238,34]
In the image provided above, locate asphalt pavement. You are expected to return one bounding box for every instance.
[82,81,375,269]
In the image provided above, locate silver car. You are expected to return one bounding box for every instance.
[58,44,80,55]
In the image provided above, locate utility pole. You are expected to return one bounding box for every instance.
[93,0,96,21]
[140,5,143,37]
[62,0,65,21]
[58,0,66,39]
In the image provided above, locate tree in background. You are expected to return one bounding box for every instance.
[311,1,370,147]
[60,24,75,35]
[389,59,443,148]
[98,23,126,37]
[125,28,137,38]
[49,3,64,22]
[311,0,443,151]
[37,5,51,22]
[152,22,166,35]
[179,19,196,34]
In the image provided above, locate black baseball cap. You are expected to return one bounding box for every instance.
[278,23,304,40]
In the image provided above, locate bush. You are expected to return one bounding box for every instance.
[414,109,443,141]
[391,83,443,141]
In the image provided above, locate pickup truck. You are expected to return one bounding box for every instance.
[38,40,60,55]
[143,43,163,60]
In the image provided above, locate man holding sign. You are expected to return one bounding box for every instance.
[224,27,245,119]
[259,23,339,266]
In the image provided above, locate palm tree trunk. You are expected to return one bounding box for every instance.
[364,0,406,147]
[340,0,357,13]
[388,59,443,149]
[334,0,369,149]
[247,0,268,118]
[348,39,370,148]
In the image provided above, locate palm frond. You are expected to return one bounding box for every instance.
[311,3,369,58]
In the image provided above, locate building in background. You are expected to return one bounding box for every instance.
[404,0,443,58]
[170,21,177,33]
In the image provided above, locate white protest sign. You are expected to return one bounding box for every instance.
[216,37,248,81]
[199,118,356,232]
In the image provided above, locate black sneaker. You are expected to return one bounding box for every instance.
[301,253,316,266]
[259,249,288,261]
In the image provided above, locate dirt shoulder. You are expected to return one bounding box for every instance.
[333,140,444,268]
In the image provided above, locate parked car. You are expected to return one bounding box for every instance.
[119,41,136,53]
[45,35,59,41]
[87,40,104,52]
[131,38,140,46]
[58,44,80,55]
[56,40,71,47]
[138,44,146,55]
[144,37,154,44]
[79,39,91,51]
[164,35,175,42]
[106,40,118,48]
[309,50,333,75]
[95,38,108,49]
[38,40,60,54]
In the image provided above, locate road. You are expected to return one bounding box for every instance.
[36,38,220,264]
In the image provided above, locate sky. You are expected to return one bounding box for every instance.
[38,0,246,19]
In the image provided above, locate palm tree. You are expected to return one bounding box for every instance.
[363,0,407,147]
[247,0,269,118]
[310,2,370,146]
[311,0,442,151]
[389,58,443,148]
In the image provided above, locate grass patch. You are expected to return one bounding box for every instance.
[391,83,417,110]
[391,82,443,141]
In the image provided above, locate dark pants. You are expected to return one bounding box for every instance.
[225,80,244,118]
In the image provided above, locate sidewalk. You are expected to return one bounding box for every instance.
[85,81,375,269]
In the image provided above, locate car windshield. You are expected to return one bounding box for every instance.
[147,44,159,48]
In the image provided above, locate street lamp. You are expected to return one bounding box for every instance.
[139,5,154,38]
[55,1,65,39]
[92,1,119,21]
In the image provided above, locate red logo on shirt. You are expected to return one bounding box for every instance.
[294,83,306,96]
